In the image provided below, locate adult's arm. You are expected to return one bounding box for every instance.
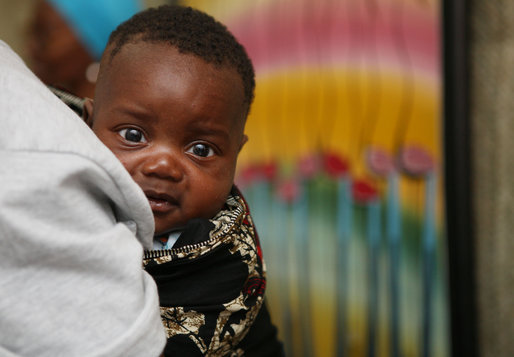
[0,41,166,356]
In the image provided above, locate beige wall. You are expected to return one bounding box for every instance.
[470,0,514,356]
[0,0,35,60]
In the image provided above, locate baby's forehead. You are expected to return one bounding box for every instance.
[100,41,248,111]
[104,42,243,91]
[104,40,231,75]
[96,42,248,130]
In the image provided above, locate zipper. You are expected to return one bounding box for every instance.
[143,197,244,261]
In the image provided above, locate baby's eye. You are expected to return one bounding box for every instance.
[187,143,214,158]
[118,128,147,143]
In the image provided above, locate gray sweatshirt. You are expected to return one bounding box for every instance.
[0,41,166,356]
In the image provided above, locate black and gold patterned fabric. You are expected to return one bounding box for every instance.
[143,187,283,356]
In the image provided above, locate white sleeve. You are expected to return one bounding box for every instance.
[0,150,166,357]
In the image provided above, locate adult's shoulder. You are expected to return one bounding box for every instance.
[0,41,165,356]
[0,40,154,246]
[1,40,107,159]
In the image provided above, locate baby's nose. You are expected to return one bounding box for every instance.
[141,150,183,181]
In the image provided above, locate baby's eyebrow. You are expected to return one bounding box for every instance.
[113,105,156,122]
[197,128,230,140]
[186,124,230,142]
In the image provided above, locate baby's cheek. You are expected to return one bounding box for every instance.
[200,185,230,218]
[116,154,137,175]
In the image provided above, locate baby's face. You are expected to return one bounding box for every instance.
[91,42,247,234]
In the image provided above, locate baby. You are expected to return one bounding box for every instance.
[82,5,282,357]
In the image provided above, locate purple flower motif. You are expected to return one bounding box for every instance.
[398,146,434,177]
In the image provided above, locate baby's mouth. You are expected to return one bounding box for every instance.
[144,191,177,213]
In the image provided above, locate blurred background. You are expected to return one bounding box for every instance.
[1,1,513,356]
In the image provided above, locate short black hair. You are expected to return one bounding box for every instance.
[106,5,255,109]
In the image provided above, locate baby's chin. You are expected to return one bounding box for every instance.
[154,228,184,237]
[153,208,221,236]
[153,220,185,236]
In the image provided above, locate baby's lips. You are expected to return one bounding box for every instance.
[143,189,179,213]
[143,189,178,204]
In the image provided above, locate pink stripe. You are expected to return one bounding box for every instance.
[225,0,440,76]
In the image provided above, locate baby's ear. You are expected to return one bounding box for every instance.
[239,134,248,152]
[82,98,94,128]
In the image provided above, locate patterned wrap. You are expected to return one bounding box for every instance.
[143,187,271,356]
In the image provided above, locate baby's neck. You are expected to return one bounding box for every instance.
[153,230,181,250]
